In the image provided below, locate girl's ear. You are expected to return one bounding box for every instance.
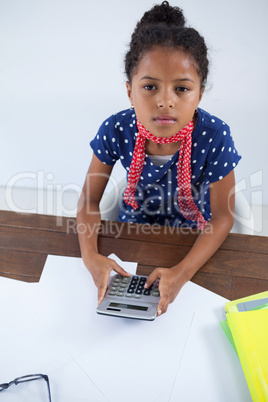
[126,81,133,104]
[199,86,205,103]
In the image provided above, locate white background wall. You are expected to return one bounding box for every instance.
[1,0,268,211]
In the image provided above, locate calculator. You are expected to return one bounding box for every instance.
[96,274,160,320]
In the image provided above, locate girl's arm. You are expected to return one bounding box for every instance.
[145,170,235,316]
[77,154,130,305]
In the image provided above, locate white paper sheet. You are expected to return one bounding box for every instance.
[1,254,250,401]
[36,255,197,402]
[35,254,248,402]
[168,306,252,402]
[0,276,107,402]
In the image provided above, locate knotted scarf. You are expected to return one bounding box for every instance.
[123,119,207,230]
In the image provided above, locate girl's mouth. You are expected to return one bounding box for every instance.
[154,115,176,125]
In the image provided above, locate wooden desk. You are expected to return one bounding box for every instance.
[0,210,267,300]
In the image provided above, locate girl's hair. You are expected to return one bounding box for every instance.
[125,1,209,88]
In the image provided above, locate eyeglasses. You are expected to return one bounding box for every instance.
[0,373,51,401]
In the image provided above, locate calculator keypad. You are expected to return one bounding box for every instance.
[108,275,160,299]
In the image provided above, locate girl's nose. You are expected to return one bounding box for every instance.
[157,89,175,109]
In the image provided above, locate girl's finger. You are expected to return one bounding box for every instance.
[144,268,161,288]
[97,280,108,305]
[157,295,169,316]
[109,260,131,277]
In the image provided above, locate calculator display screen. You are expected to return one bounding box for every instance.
[109,302,148,311]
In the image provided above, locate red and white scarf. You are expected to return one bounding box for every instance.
[123,119,207,230]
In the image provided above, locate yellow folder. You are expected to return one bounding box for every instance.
[225,290,268,314]
[226,308,268,402]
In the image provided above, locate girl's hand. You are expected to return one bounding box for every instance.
[84,254,131,305]
[144,267,188,316]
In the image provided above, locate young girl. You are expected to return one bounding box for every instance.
[77,2,241,316]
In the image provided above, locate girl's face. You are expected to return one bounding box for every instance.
[126,46,204,137]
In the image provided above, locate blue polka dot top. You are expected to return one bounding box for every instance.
[90,107,241,228]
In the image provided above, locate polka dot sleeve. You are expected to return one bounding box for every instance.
[90,115,119,166]
[205,124,241,182]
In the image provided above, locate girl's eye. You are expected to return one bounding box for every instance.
[176,86,189,92]
[144,84,156,91]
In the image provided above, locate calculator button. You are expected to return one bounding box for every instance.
[129,284,136,289]
[143,290,151,296]
[127,289,134,294]
[126,293,133,297]
[137,284,144,290]
[111,286,119,291]
[122,277,130,283]
[135,289,142,295]
[116,292,124,297]
[108,291,116,295]
[152,291,160,297]
[134,294,141,299]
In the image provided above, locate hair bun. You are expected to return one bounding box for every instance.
[139,1,185,28]
[125,2,208,85]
